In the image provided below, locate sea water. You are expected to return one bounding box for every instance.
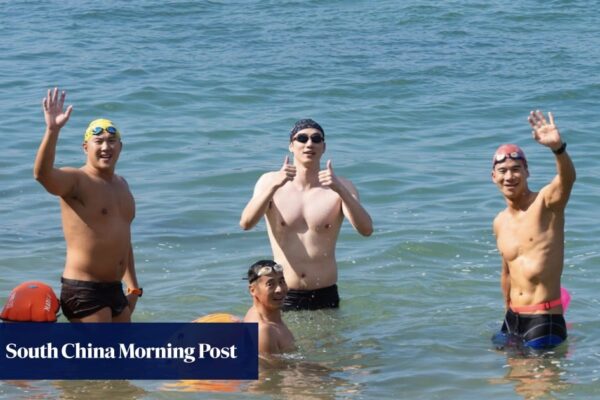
[1,1,600,398]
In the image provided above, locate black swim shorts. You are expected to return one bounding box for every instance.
[60,277,128,320]
[500,309,567,349]
[283,284,340,311]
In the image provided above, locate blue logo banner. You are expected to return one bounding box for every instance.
[0,323,258,380]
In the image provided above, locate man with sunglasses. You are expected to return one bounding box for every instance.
[240,119,373,311]
[243,260,295,355]
[33,88,141,322]
[491,110,575,349]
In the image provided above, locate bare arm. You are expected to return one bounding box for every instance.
[501,259,510,310]
[122,190,139,313]
[33,88,78,197]
[239,156,296,230]
[319,160,373,236]
[528,110,576,210]
[258,324,278,355]
[122,243,140,313]
[493,216,510,310]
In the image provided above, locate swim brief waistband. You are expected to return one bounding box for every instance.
[510,297,562,314]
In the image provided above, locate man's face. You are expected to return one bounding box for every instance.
[250,271,288,309]
[492,159,529,199]
[289,127,325,164]
[83,132,122,170]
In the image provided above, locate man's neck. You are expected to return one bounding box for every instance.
[293,162,320,189]
[505,188,535,212]
[83,164,116,181]
[252,303,283,324]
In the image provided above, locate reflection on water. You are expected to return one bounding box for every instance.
[490,345,572,400]
[162,309,368,398]
[53,380,147,400]
[162,358,362,399]
[251,358,362,399]
[0,380,146,400]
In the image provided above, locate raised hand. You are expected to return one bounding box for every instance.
[274,155,296,189]
[528,110,562,150]
[43,87,73,131]
[318,160,341,192]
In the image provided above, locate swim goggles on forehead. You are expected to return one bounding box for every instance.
[250,264,284,283]
[90,126,119,136]
[293,133,324,143]
[493,151,525,165]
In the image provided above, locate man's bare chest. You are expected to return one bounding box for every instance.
[269,188,341,231]
[66,180,134,222]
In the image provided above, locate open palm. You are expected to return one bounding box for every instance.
[43,88,73,130]
[528,110,561,149]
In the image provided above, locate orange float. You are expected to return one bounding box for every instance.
[162,313,244,393]
[1,281,60,322]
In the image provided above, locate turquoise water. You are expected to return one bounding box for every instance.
[2,1,600,398]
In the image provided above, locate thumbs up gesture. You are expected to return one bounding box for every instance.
[318,160,341,192]
[274,155,296,189]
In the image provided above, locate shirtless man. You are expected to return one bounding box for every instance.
[492,110,575,349]
[243,260,295,355]
[33,88,142,322]
[240,119,373,311]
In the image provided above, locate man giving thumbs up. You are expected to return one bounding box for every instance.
[240,119,372,311]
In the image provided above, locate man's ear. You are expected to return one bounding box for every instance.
[82,142,88,153]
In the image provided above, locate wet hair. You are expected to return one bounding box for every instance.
[290,119,325,141]
[247,260,278,283]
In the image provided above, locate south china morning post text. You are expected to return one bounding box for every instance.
[5,341,238,363]
[0,323,258,380]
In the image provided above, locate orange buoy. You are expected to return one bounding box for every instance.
[1,281,60,322]
[192,313,241,323]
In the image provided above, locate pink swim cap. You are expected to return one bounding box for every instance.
[493,144,528,169]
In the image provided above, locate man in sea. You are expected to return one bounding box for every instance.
[491,110,575,349]
[240,119,373,311]
[33,88,142,322]
[243,260,295,355]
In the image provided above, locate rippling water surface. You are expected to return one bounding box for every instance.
[1,1,600,399]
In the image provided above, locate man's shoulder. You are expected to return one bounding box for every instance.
[255,171,277,185]
[493,209,509,230]
[258,320,286,339]
[115,174,130,187]
[259,170,278,180]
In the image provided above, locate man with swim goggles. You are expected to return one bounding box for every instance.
[240,119,373,311]
[83,120,121,142]
[247,262,284,283]
[491,110,575,350]
[34,88,141,323]
[243,260,295,355]
[492,149,527,169]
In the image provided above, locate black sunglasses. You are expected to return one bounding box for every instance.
[294,133,324,144]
